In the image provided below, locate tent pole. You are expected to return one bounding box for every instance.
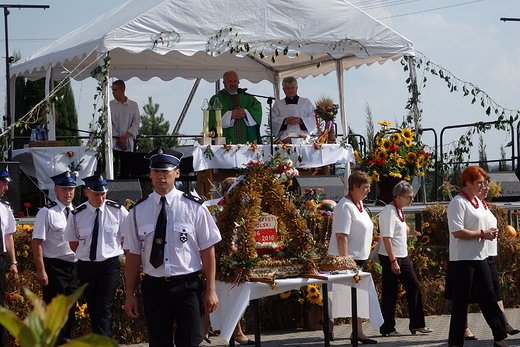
[105,72,114,180]
[336,60,348,194]
[45,65,56,141]
[173,78,201,134]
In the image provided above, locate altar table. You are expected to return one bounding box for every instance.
[176,144,353,197]
[210,271,383,345]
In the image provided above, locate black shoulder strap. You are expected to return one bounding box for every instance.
[106,200,122,209]
[129,195,149,210]
[183,192,204,205]
[72,204,87,215]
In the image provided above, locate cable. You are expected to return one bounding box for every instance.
[377,0,484,19]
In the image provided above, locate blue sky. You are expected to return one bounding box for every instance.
[2,0,519,161]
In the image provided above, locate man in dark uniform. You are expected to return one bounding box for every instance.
[0,164,18,346]
[64,174,128,337]
[32,171,77,344]
[123,147,221,347]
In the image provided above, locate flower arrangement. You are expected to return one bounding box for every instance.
[279,284,323,307]
[314,96,339,144]
[355,121,432,182]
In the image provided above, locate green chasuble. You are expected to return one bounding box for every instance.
[209,90,262,144]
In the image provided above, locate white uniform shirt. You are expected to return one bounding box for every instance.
[378,204,408,258]
[110,98,140,152]
[123,188,221,277]
[0,200,16,253]
[32,200,75,262]
[64,200,128,261]
[272,97,316,138]
[328,197,373,260]
[482,202,498,257]
[448,194,489,261]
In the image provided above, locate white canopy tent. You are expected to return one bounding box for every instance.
[10,0,415,178]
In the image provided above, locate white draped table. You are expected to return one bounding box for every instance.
[210,271,383,345]
[11,146,98,189]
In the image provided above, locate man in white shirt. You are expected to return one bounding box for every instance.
[110,79,140,178]
[272,76,316,141]
[32,171,77,345]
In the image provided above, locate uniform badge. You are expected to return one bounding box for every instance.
[155,238,164,245]
[158,148,164,155]
[180,233,188,243]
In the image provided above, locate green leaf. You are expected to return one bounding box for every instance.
[0,306,37,346]
[62,334,118,347]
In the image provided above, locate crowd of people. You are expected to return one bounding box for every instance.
[0,69,517,347]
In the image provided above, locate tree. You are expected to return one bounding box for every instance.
[364,102,374,152]
[135,97,178,153]
[499,144,510,171]
[13,51,80,148]
[477,134,489,172]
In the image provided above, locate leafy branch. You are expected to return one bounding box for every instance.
[206,26,368,67]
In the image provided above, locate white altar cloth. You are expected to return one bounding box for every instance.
[181,144,353,172]
[11,146,98,189]
[210,271,383,342]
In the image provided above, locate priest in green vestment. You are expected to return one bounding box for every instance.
[209,71,262,144]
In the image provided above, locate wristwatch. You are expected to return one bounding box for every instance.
[10,261,17,265]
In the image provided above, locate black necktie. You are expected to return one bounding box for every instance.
[65,207,70,219]
[0,213,4,253]
[150,196,167,268]
[89,208,100,262]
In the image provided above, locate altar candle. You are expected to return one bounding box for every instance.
[203,109,209,137]
[215,109,223,137]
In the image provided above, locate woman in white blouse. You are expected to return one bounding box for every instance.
[328,171,377,344]
[378,180,431,337]
[447,166,508,347]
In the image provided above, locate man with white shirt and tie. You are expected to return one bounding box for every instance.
[123,147,221,347]
[32,171,78,345]
[64,173,128,338]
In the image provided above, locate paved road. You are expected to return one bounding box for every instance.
[121,308,520,346]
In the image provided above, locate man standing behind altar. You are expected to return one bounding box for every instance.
[110,79,140,178]
[272,76,316,141]
[32,171,77,345]
[209,71,262,144]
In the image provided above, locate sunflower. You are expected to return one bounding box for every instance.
[404,176,411,181]
[354,150,363,163]
[403,138,413,147]
[396,158,406,169]
[371,171,380,182]
[406,152,417,163]
[381,138,392,149]
[374,147,387,159]
[401,128,414,139]
[391,132,402,143]
[389,172,402,178]
[378,121,392,127]
[306,285,319,295]
[280,291,292,299]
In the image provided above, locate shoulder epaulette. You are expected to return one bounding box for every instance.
[72,204,87,215]
[0,198,10,206]
[183,192,204,205]
[46,201,58,209]
[106,200,121,209]
[129,195,148,210]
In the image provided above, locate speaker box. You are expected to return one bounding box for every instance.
[488,171,520,201]
[106,179,142,205]
[2,162,20,214]
[290,175,345,202]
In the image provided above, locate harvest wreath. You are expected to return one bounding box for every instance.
[214,156,317,283]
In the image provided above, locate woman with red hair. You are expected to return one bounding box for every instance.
[447,166,508,347]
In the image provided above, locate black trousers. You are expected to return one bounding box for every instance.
[379,255,426,334]
[42,258,78,344]
[142,272,203,347]
[448,260,507,346]
[77,257,120,338]
[113,150,132,179]
[0,255,6,346]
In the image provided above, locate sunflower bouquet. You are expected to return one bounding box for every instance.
[355,121,432,182]
[279,284,323,307]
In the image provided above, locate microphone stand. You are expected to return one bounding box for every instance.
[241,91,276,155]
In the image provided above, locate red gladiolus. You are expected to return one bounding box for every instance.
[5,293,13,301]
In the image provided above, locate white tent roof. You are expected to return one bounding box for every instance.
[11,0,414,83]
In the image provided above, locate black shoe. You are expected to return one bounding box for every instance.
[351,337,378,344]
[329,333,335,341]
